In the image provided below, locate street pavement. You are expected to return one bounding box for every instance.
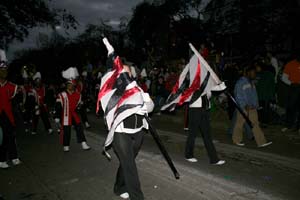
[1,111,300,200]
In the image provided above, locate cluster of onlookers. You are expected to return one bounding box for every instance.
[134,65,183,111]
[223,52,300,136]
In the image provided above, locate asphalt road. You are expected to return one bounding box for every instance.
[1,113,300,200]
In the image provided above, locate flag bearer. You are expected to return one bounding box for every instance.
[98,37,154,200]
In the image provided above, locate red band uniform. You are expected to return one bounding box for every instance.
[31,76,52,134]
[54,67,90,152]
[0,59,21,168]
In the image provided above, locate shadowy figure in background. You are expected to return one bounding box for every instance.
[255,62,275,125]
[281,55,300,133]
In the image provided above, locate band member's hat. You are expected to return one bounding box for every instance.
[33,72,42,80]
[62,67,79,85]
[140,68,147,78]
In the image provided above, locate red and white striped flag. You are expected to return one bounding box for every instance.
[97,56,145,148]
[161,44,226,111]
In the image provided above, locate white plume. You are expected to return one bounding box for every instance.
[141,68,147,78]
[62,67,79,80]
[33,72,42,80]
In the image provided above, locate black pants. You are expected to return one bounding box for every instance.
[113,131,144,200]
[62,121,87,146]
[24,95,35,123]
[0,112,18,162]
[185,108,219,164]
[184,104,189,129]
[285,85,300,128]
[79,103,89,124]
[32,105,51,132]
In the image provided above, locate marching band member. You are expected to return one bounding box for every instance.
[54,67,91,152]
[31,72,53,135]
[0,50,21,169]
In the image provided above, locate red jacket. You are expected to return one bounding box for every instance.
[35,86,46,105]
[0,81,17,126]
[56,91,82,126]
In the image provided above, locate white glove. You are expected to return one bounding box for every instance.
[102,37,114,56]
[54,118,60,123]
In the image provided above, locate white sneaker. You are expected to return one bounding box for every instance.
[184,128,189,131]
[12,158,22,166]
[81,142,91,150]
[85,122,91,129]
[48,129,53,134]
[235,143,245,146]
[63,146,70,152]
[258,142,272,148]
[31,132,37,135]
[120,192,129,199]
[213,160,226,166]
[186,158,198,163]
[0,162,9,169]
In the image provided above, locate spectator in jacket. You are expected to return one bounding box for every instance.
[232,66,272,147]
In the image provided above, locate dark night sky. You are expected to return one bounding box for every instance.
[53,0,144,26]
[8,0,144,59]
[8,0,210,60]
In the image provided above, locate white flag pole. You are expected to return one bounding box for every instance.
[189,43,222,85]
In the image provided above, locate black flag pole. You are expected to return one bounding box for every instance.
[189,43,253,129]
[145,115,180,180]
[225,91,253,128]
